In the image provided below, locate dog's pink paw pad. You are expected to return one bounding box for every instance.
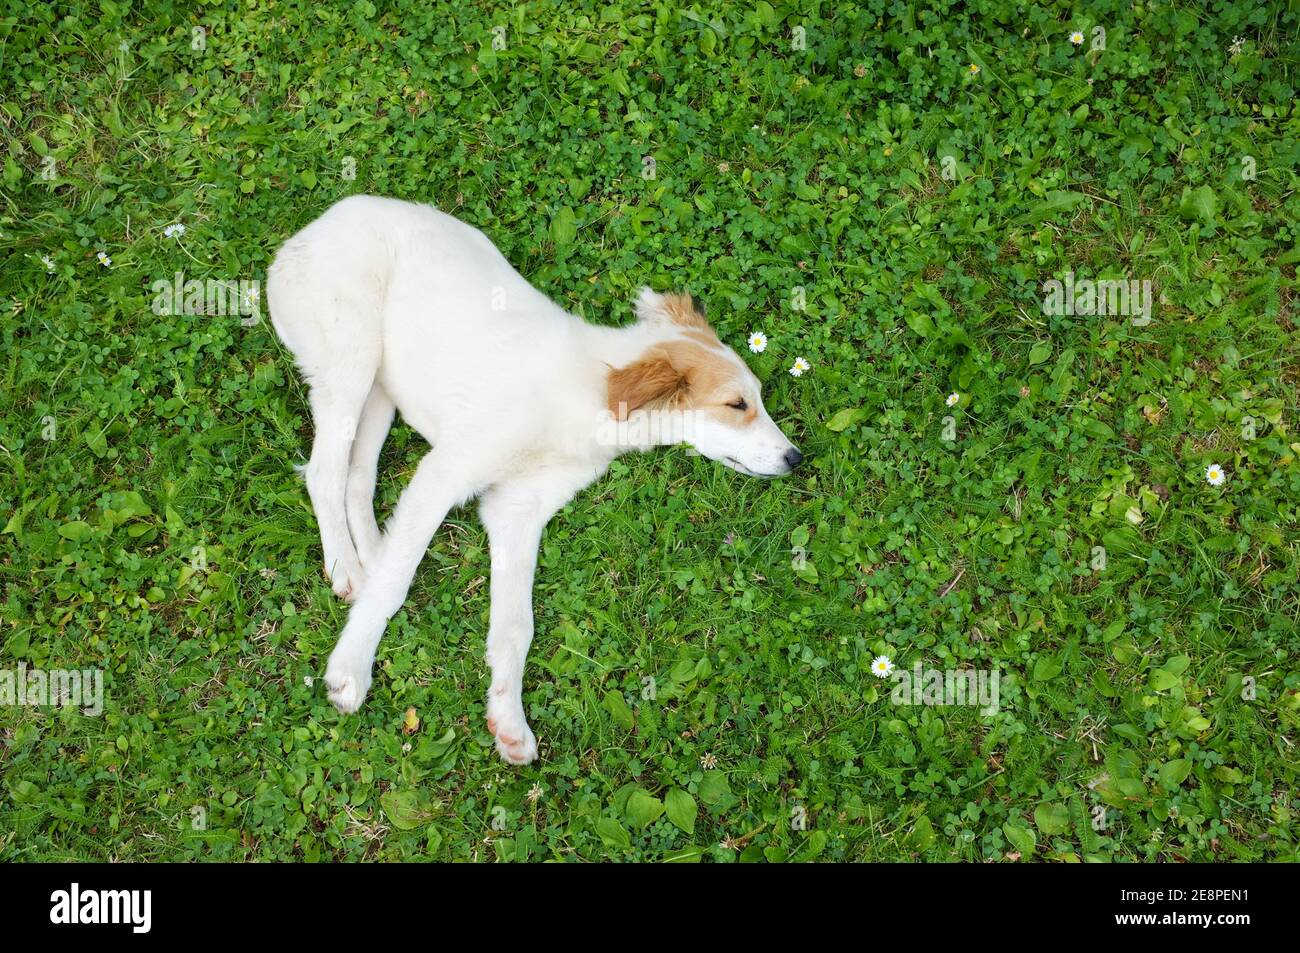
[323,559,365,603]
[486,714,537,765]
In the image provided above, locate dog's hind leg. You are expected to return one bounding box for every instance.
[324,448,483,713]
[306,375,374,602]
[269,234,385,602]
[345,383,395,569]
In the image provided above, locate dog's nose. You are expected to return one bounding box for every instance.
[784,448,804,469]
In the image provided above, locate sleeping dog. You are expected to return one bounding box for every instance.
[268,196,801,763]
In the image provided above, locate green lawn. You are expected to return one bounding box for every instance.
[2,0,1298,862]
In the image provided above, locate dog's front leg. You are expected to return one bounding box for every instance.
[478,468,594,765]
[324,450,474,713]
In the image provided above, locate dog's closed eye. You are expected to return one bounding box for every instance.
[726,398,748,411]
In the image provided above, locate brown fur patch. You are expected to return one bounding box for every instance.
[660,340,733,396]
[660,293,724,350]
[607,340,746,422]
[659,292,708,329]
[607,348,689,420]
[682,327,723,349]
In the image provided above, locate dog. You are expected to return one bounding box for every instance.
[267,195,802,764]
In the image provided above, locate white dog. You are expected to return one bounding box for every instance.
[267,195,802,764]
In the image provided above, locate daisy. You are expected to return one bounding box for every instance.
[41,255,56,273]
[1205,463,1226,486]
[163,223,186,238]
[968,63,980,75]
[789,356,811,377]
[748,331,767,353]
[1070,31,1085,46]
[871,655,895,679]
[96,251,112,267]
[946,392,960,407]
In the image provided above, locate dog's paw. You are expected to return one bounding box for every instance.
[323,557,366,603]
[487,705,538,766]
[324,652,373,714]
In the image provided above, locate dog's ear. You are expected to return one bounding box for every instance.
[634,287,669,324]
[607,348,689,420]
[634,287,709,331]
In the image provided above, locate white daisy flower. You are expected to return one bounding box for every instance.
[748,331,767,353]
[1205,463,1226,486]
[946,392,960,407]
[163,223,186,238]
[968,63,980,75]
[871,655,895,678]
[789,356,811,377]
[42,255,56,273]
[1070,32,1085,46]
[96,251,112,267]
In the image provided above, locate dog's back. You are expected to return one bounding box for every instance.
[268,195,572,391]
[269,195,588,442]
[269,196,455,376]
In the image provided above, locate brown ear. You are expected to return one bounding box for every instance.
[607,349,689,420]
[658,292,708,330]
[635,289,724,355]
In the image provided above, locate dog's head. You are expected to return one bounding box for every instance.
[606,289,802,477]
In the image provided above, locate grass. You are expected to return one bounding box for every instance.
[1,0,1298,862]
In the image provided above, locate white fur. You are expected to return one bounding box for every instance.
[267,195,798,764]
